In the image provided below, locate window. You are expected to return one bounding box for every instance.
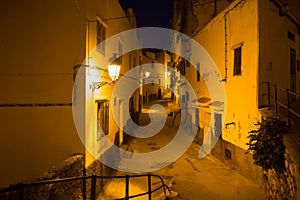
[151,62,154,68]
[97,100,109,140]
[179,60,185,75]
[97,20,106,54]
[233,46,242,76]
[290,48,296,95]
[290,48,296,75]
[288,31,295,42]
[181,94,186,104]
[186,91,189,102]
[195,108,199,127]
[196,63,200,81]
[129,53,132,69]
[185,60,190,68]
[129,97,134,117]
[118,41,123,62]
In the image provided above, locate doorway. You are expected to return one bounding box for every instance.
[214,113,222,139]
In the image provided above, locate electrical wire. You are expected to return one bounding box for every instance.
[191,0,229,7]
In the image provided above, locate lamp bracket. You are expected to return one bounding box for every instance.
[90,81,109,91]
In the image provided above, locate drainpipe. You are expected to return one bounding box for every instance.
[221,0,245,82]
[223,14,228,82]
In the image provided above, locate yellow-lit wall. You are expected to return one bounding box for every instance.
[188,0,260,150]
[0,0,87,187]
[0,0,137,187]
[83,0,138,167]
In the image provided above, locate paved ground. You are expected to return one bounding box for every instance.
[103,98,266,200]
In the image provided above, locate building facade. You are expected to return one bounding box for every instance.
[171,0,300,183]
[140,50,171,103]
[0,0,138,187]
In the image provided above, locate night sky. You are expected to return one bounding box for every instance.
[118,0,174,28]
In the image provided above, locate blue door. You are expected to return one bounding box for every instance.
[214,113,222,139]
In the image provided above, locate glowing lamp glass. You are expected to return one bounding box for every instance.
[145,71,150,78]
[108,64,120,81]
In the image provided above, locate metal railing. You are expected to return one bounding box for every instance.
[261,81,300,127]
[0,173,171,200]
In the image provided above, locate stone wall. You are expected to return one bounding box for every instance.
[211,139,265,185]
[263,133,300,200]
[264,152,298,199]
[0,154,84,200]
[85,159,118,200]
[0,154,117,200]
[211,133,300,199]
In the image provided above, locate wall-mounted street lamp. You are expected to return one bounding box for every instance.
[90,53,121,91]
[145,71,150,78]
[108,64,121,81]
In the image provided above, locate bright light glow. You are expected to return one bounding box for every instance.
[108,64,121,81]
[145,71,150,78]
[88,57,98,67]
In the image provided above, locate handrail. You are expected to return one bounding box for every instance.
[261,81,300,127]
[262,81,300,97]
[0,173,171,200]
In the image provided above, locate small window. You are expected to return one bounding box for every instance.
[151,62,154,68]
[118,41,123,62]
[97,20,107,54]
[97,100,109,140]
[195,108,199,127]
[181,94,186,104]
[186,91,189,102]
[233,46,242,76]
[179,60,185,75]
[288,31,295,42]
[196,63,200,81]
[185,60,190,68]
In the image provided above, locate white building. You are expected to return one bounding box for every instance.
[171,0,300,183]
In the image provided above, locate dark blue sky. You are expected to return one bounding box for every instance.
[118,0,174,28]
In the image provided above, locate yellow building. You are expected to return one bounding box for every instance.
[172,0,300,182]
[0,0,138,187]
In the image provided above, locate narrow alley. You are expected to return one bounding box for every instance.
[1,0,299,199]
[102,97,266,200]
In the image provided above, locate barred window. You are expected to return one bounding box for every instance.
[97,100,109,140]
[233,46,242,76]
[97,21,106,54]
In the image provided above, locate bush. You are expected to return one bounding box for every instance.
[247,117,286,173]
